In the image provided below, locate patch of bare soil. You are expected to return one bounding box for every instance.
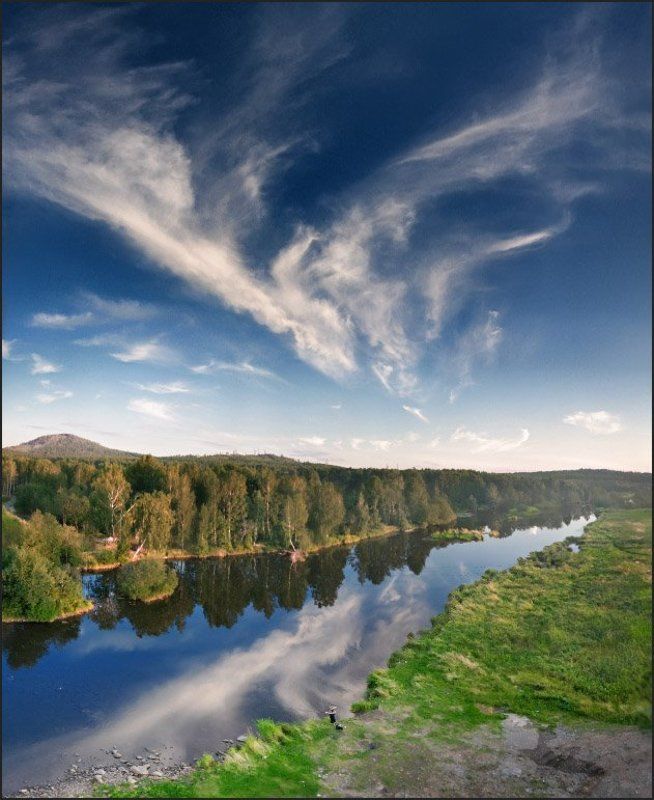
[321,713,652,798]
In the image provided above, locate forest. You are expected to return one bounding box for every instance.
[2,452,651,561]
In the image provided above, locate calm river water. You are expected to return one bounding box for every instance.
[2,512,593,793]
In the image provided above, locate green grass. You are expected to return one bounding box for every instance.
[104,509,652,798]
[430,527,484,543]
[2,507,25,546]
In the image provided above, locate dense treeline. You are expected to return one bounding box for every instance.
[2,452,650,559]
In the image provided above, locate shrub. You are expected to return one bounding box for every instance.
[116,559,178,601]
[2,546,86,621]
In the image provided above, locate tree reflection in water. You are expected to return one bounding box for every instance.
[1,506,584,667]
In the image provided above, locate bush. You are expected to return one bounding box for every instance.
[116,559,178,601]
[93,547,119,565]
[2,546,86,621]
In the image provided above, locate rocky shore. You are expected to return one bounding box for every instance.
[4,735,255,799]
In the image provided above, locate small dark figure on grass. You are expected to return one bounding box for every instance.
[324,705,344,730]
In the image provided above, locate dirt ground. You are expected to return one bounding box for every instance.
[320,712,652,798]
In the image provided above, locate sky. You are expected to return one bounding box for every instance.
[2,2,651,471]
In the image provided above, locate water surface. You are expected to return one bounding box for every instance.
[2,512,593,793]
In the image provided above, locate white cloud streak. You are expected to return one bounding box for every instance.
[189,359,281,381]
[402,404,429,424]
[451,426,530,453]
[111,341,176,364]
[563,410,622,435]
[82,292,159,321]
[127,398,174,421]
[298,436,326,447]
[35,389,73,404]
[30,311,93,329]
[134,381,191,395]
[30,353,61,374]
[448,310,503,403]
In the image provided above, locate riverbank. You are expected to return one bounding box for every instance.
[79,522,461,570]
[2,600,94,624]
[100,508,651,798]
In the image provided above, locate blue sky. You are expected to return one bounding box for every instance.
[2,2,651,471]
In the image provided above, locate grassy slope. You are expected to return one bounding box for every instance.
[105,509,651,798]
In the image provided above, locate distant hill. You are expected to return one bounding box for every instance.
[3,434,139,460]
[2,434,304,466]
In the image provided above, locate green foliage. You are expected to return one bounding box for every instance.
[3,449,651,561]
[2,543,87,623]
[130,492,174,552]
[431,527,484,543]
[125,455,167,494]
[116,559,179,602]
[87,547,119,566]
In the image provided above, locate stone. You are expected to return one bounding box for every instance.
[126,777,137,785]
[93,776,105,784]
[20,791,29,795]
[130,765,149,776]
[136,755,144,760]
[151,771,164,777]
[236,735,248,743]
[112,751,122,758]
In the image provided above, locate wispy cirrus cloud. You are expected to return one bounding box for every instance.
[30,353,61,374]
[111,341,177,364]
[451,426,530,453]
[82,292,159,322]
[30,311,93,329]
[35,388,73,404]
[133,381,191,395]
[298,436,326,447]
[563,410,622,434]
[447,310,503,403]
[30,293,158,331]
[190,359,281,381]
[402,405,429,424]
[127,397,174,421]
[3,6,648,400]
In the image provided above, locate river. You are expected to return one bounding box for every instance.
[2,512,594,794]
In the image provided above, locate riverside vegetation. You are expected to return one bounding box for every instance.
[2,448,650,621]
[101,508,652,798]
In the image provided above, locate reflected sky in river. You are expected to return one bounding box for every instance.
[2,512,593,793]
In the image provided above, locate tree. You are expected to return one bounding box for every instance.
[2,454,17,496]
[92,464,131,539]
[196,503,214,554]
[55,487,91,529]
[281,492,309,550]
[428,495,457,526]
[130,492,174,553]
[125,455,167,494]
[169,468,196,550]
[350,492,372,534]
[15,482,55,517]
[217,471,247,550]
[258,468,277,539]
[310,481,345,543]
[2,546,84,621]
[405,472,430,526]
[249,490,266,545]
